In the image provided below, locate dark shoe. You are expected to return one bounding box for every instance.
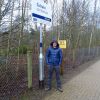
[45,87,51,91]
[57,88,63,92]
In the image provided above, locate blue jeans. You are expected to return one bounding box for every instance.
[47,65,61,88]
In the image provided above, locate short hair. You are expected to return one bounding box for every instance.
[50,40,59,47]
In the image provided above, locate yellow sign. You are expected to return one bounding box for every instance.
[58,40,67,49]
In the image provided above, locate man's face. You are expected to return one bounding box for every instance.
[53,42,57,48]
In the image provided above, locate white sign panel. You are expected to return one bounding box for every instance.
[31,0,52,25]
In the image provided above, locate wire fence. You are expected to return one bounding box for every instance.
[0,37,100,98]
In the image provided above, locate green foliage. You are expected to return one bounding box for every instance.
[18,45,28,54]
[0,45,33,55]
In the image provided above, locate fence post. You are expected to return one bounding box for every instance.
[27,51,32,89]
[60,49,64,75]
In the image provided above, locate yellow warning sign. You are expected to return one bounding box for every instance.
[58,40,67,49]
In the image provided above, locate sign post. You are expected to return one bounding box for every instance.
[58,40,67,75]
[31,0,52,88]
[39,23,44,88]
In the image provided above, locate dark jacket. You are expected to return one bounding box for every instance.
[46,41,63,66]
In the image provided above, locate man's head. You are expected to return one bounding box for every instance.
[50,40,59,48]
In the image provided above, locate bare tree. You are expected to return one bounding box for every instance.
[50,0,61,39]
[0,0,16,28]
[88,0,98,55]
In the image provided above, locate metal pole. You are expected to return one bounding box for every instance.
[39,23,44,89]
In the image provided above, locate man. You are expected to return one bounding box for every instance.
[45,40,63,92]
